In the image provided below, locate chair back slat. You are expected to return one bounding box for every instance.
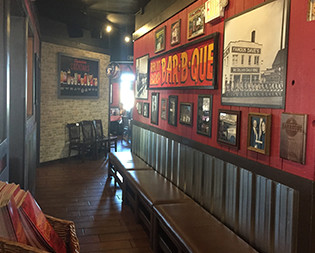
[67,123,81,142]
[81,121,95,143]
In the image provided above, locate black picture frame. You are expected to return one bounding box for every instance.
[151,93,159,125]
[221,0,290,108]
[135,54,149,100]
[247,112,271,155]
[168,95,178,126]
[58,53,99,99]
[179,103,193,126]
[143,102,149,118]
[217,109,241,149]
[197,95,212,137]
[161,98,167,120]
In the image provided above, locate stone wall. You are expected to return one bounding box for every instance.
[40,42,110,163]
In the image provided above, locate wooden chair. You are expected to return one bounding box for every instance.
[66,123,85,159]
[93,119,109,157]
[93,119,118,153]
[80,120,97,159]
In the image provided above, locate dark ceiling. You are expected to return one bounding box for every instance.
[34,0,151,60]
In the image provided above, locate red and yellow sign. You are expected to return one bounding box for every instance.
[149,34,218,89]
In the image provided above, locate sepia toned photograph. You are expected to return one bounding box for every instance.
[168,95,178,126]
[155,26,166,53]
[187,5,205,40]
[179,103,193,126]
[217,110,241,148]
[161,98,167,120]
[136,102,143,114]
[171,20,181,46]
[135,55,149,99]
[143,102,149,118]
[247,113,271,155]
[280,113,308,164]
[151,93,159,125]
[197,95,212,137]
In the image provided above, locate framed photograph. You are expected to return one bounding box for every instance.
[217,109,241,148]
[168,95,178,126]
[151,93,159,125]
[187,5,205,40]
[135,54,149,99]
[179,103,193,126]
[247,113,271,155]
[136,102,142,115]
[58,53,99,99]
[143,102,149,118]
[197,95,212,137]
[161,98,167,120]
[308,0,315,21]
[280,113,308,164]
[155,26,166,53]
[221,0,290,108]
[171,20,181,46]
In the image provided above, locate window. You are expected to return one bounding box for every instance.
[242,75,250,83]
[232,54,238,65]
[241,55,244,65]
[120,73,135,112]
[254,56,259,65]
[248,55,252,65]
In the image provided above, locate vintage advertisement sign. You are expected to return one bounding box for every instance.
[149,33,218,90]
[58,54,99,99]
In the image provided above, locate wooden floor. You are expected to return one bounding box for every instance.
[35,140,153,253]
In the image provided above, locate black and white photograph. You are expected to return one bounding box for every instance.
[151,93,159,125]
[161,98,167,120]
[217,110,241,148]
[143,102,149,118]
[168,95,178,126]
[179,103,193,126]
[247,113,271,155]
[171,20,181,46]
[136,102,142,114]
[197,95,212,137]
[135,54,149,99]
[221,0,290,108]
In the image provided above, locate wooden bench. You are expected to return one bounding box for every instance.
[109,151,257,253]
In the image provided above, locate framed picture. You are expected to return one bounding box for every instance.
[197,95,212,137]
[280,113,308,164]
[168,95,178,126]
[221,0,290,108]
[143,102,149,118]
[155,26,166,53]
[187,5,205,40]
[58,53,99,99]
[135,54,149,99]
[308,0,315,21]
[161,98,167,120]
[179,103,193,126]
[151,93,159,125]
[217,109,241,148]
[171,20,181,46]
[136,102,142,115]
[247,113,271,155]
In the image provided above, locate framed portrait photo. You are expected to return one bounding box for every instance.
[187,5,205,40]
[247,113,271,155]
[135,54,149,100]
[143,102,149,118]
[280,113,308,164]
[171,20,181,46]
[168,95,178,126]
[197,95,212,137]
[151,93,159,125]
[179,103,193,126]
[155,26,166,53]
[217,110,241,148]
[161,98,167,120]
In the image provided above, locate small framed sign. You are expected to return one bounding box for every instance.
[197,95,212,137]
[155,26,166,53]
[151,93,159,125]
[143,103,149,118]
[161,98,167,120]
[168,95,178,126]
[171,20,181,46]
[179,103,193,126]
[187,5,205,40]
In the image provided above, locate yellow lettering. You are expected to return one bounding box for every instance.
[191,48,199,84]
[166,56,172,84]
[206,43,214,81]
[180,52,188,83]
[199,46,207,82]
[172,55,179,84]
[161,58,166,85]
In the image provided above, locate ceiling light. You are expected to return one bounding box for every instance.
[106,25,112,33]
[124,36,131,43]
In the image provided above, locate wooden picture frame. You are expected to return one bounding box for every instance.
[217,109,241,148]
[155,26,166,53]
[247,113,271,155]
[187,5,205,40]
[136,102,143,115]
[280,113,308,164]
[161,98,167,120]
[197,95,212,137]
[135,54,149,100]
[170,19,181,46]
[179,103,193,126]
[221,0,290,108]
[151,93,159,125]
[143,102,149,118]
[168,95,178,126]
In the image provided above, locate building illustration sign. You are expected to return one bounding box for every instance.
[149,33,218,90]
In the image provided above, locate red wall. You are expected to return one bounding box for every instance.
[133,0,315,181]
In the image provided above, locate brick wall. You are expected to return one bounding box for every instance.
[40,42,110,162]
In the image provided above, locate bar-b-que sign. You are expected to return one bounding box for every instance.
[149,33,218,89]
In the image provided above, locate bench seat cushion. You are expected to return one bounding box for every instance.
[154,202,258,253]
[126,170,190,206]
[109,152,152,170]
